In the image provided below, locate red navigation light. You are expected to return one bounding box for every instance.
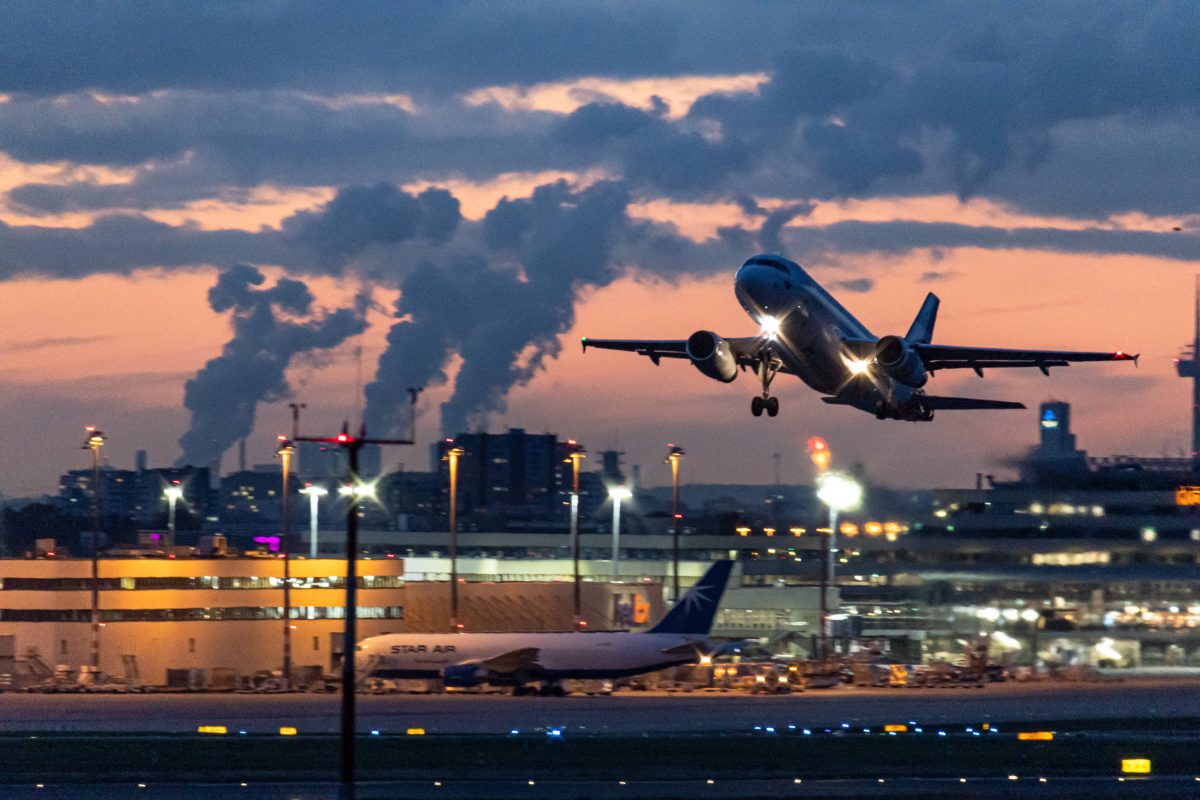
[673,513,683,519]
[567,439,577,446]
[1115,350,1124,358]
[277,434,287,441]
[85,425,95,432]
[807,436,828,452]
[336,433,350,443]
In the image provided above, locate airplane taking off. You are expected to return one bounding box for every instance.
[584,254,1137,421]
[356,560,733,696]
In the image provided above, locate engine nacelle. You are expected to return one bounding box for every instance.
[874,335,928,388]
[443,663,485,688]
[686,330,738,383]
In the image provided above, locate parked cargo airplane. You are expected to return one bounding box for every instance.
[356,560,733,696]
[583,254,1136,420]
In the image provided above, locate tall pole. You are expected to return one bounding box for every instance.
[611,495,621,582]
[303,485,326,559]
[295,401,415,800]
[82,427,105,674]
[277,437,294,691]
[609,487,630,582]
[341,440,360,800]
[446,445,464,632]
[167,494,178,541]
[664,445,684,603]
[289,401,306,441]
[567,443,586,629]
[819,508,837,661]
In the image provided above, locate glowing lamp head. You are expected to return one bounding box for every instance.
[759,316,781,339]
[608,486,633,501]
[816,471,864,513]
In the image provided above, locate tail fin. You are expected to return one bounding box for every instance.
[905,292,939,344]
[646,560,734,635]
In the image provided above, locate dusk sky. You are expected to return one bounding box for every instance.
[2,2,1198,496]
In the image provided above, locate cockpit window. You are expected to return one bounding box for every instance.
[747,258,790,274]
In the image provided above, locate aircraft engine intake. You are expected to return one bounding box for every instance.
[442,663,484,688]
[685,330,738,383]
[874,335,927,388]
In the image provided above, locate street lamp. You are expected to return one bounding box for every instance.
[80,426,106,675]
[608,486,632,581]
[300,484,328,558]
[663,445,685,602]
[276,435,296,691]
[814,469,863,661]
[163,483,184,543]
[444,443,465,632]
[564,440,586,629]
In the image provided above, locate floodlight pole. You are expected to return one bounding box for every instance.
[819,508,837,661]
[611,494,622,582]
[294,390,417,800]
[564,442,586,629]
[81,427,106,674]
[276,437,295,691]
[664,446,685,603]
[444,444,464,631]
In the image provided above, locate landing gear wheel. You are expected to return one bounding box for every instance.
[765,397,779,417]
[751,396,764,417]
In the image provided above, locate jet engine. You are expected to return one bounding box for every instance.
[442,663,485,688]
[874,335,928,388]
[686,330,738,383]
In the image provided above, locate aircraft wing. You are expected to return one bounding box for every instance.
[915,344,1137,374]
[840,337,1137,375]
[821,395,1025,410]
[582,336,761,366]
[477,647,541,675]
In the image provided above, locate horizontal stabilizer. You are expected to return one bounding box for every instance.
[921,395,1026,410]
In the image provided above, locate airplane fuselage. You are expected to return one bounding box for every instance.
[734,255,917,414]
[357,631,706,683]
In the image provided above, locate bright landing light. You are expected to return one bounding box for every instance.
[759,316,781,338]
[845,357,871,376]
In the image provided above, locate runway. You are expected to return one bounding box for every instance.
[3,678,1199,734]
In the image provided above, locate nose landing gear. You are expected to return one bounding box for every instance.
[751,350,782,417]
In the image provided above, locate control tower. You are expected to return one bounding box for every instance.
[1175,276,1200,469]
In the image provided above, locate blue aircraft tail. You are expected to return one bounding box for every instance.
[646,560,734,635]
[905,292,940,344]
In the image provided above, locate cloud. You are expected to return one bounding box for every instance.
[288,183,462,265]
[833,278,874,293]
[3,7,1200,220]
[2,335,111,353]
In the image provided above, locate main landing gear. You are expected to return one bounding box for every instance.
[751,396,779,417]
[750,350,782,417]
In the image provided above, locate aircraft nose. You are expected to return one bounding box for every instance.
[735,264,786,314]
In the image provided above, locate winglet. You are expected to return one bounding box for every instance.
[1114,350,1138,366]
[581,337,589,353]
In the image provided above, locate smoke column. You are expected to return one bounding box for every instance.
[177,264,368,468]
